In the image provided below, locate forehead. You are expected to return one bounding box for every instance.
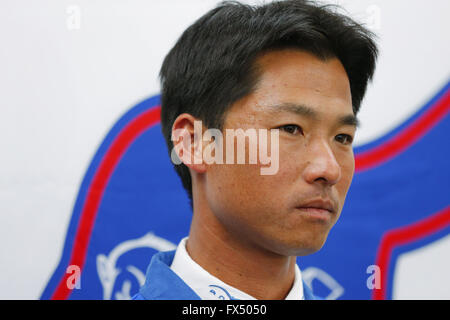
[225,49,353,124]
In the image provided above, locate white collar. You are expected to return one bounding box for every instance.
[170,237,304,300]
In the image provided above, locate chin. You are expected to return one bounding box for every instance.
[273,234,329,257]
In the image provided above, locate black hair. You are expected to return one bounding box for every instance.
[159,0,378,203]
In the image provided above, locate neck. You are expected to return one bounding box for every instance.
[187,191,296,300]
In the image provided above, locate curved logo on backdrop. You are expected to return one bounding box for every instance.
[41,81,450,300]
[97,233,176,300]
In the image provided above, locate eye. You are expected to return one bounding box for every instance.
[335,134,354,145]
[279,124,303,135]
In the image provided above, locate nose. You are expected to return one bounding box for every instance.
[302,139,341,186]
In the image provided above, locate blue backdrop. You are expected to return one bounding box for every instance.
[41,81,450,300]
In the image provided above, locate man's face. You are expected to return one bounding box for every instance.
[204,49,356,256]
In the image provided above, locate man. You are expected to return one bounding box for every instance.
[134,0,377,300]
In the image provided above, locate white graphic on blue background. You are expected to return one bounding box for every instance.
[97,232,176,300]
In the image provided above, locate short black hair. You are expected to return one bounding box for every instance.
[160,0,378,203]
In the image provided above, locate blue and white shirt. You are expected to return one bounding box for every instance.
[133,237,316,300]
[170,237,304,300]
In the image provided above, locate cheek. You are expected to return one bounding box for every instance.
[207,164,252,211]
[208,163,283,205]
[336,151,355,199]
[205,161,292,229]
[208,132,293,205]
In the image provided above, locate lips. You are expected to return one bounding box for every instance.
[294,199,337,222]
[297,200,335,213]
[295,199,336,213]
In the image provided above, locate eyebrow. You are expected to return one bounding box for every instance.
[266,102,360,128]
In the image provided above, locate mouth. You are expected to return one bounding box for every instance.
[294,199,336,222]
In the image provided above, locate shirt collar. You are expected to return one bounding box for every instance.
[170,237,304,300]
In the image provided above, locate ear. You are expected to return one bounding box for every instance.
[171,113,207,173]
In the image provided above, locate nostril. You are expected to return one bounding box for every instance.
[303,157,341,186]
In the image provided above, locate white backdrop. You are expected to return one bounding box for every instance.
[0,0,449,299]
